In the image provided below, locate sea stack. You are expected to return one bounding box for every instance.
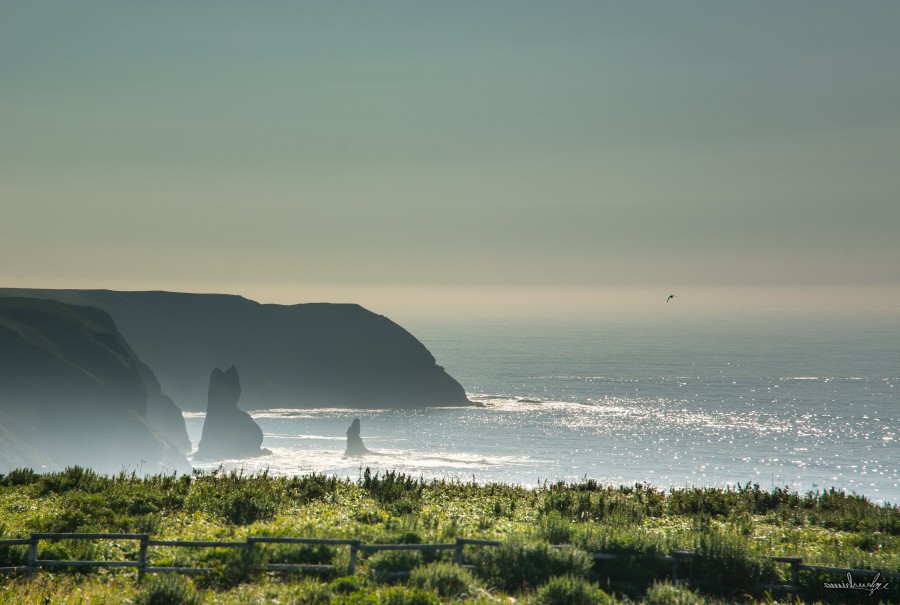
[344,418,371,457]
[194,366,269,460]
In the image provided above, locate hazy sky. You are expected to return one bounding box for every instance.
[2,2,899,320]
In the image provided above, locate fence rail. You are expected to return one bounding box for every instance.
[1,532,898,594]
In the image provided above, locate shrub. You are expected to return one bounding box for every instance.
[220,488,279,525]
[366,549,423,576]
[535,575,610,605]
[390,531,423,545]
[132,512,163,535]
[36,466,104,495]
[538,511,575,544]
[0,468,40,487]
[470,539,593,593]
[184,470,282,525]
[285,473,340,504]
[330,575,365,594]
[39,494,116,533]
[355,510,383,524]
[683,530,777,596]
[389,497,420,516]
[644,579,704,605]
[542,486,576,516]
[575,525,673,595]
[361,469,425,506]
[409,561,479,598]
[136,575,204,605]
[197,544,269,589]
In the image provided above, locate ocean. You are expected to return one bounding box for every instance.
[186,314,899,504]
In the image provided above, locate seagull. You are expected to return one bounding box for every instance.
[666,294,676,303]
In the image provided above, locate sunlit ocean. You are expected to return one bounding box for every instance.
[186,315,899,504]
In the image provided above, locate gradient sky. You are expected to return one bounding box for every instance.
[2,2,899,320]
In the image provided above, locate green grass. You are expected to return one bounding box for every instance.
[0,467,898,604]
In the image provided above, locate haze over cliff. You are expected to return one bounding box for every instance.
[0,297,190,474]
[0,289,471,411]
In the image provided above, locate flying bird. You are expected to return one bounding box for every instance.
[666,294,676,303]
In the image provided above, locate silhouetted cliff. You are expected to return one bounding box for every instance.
[0,289,472,411]
[0,297,191,474]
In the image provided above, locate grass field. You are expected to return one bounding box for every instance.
[1,467,898,604]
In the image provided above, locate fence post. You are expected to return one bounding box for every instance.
[669,551,693,585]
[138,535,149,582]
[348,542,359,574]
[28,534,38,571]
[791,558,800,589]
[455,539,464,566]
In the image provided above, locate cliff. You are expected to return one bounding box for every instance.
[0,289,471,411]
[0,297,191,474]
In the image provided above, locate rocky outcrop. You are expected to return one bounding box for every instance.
[194,366,269,460]
[344,418,372,457]
[0,297,191,474]
[0,289,472,410]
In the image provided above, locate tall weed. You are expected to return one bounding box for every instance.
[535,575,610,605]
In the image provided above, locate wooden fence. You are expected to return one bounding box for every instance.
[2,533,898,594]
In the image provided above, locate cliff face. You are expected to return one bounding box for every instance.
[0,297,191,474]
[0,289,471,411]
[138,361,192,455]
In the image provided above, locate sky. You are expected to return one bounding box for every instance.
[2,2,899,321]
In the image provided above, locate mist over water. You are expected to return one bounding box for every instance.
[188,315,899,504]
